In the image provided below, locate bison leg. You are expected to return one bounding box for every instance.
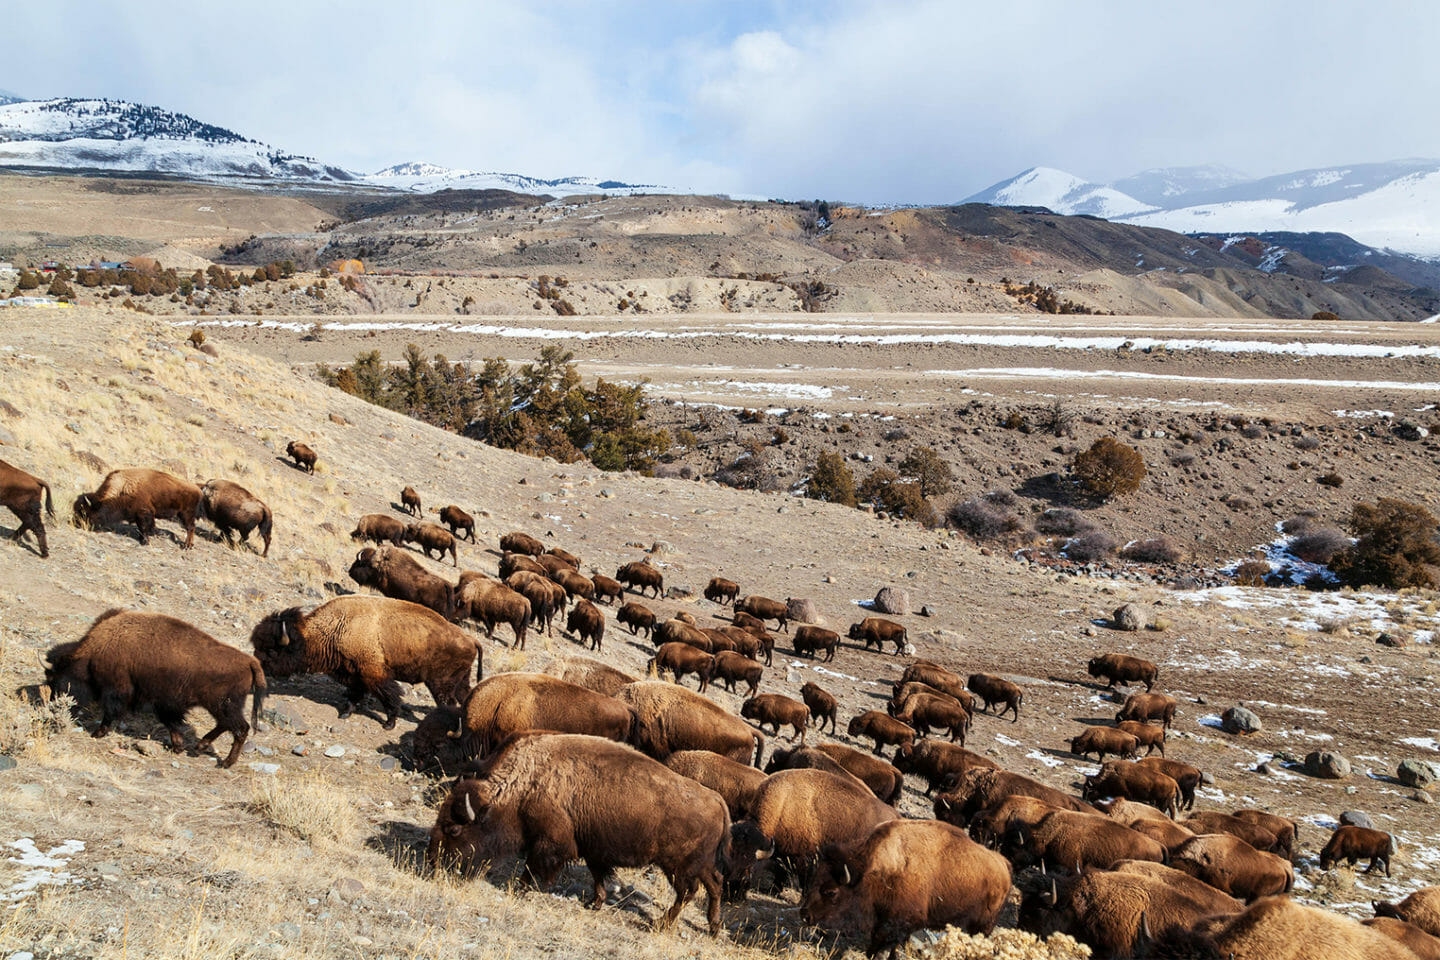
[204,699,249,768]
[134,510,155,545]
[584,860,615,909]
[373,679,405,730]
[658,875,699,931]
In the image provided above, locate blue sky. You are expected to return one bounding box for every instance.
[7,1,1439,202]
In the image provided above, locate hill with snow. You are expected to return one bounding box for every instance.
[367,161,671,196]
[965,167,1156,219]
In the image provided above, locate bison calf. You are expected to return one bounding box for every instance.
[967,673,1022,722]
[792,624,839,661]
[285,440,316,473]
[565,598,605,651]
[649,642,715,691]
[1069,726,1139,762]
[848,711,915,758]
[591,573,623,605]
[0,459,54,558]
[709,651,763,697]
[617,601,656,638]
[349,545,455,621]
[404,522,458,567]
[400,485,422,516]
[438,505,475,542]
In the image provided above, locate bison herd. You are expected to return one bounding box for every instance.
[8,449,1438,959]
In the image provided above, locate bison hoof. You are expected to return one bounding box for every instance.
[382,717,398,731]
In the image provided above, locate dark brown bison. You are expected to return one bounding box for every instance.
[709,650,763,697]
[404,521,458,566]
[649,642,715,690]
[197,479,272,557]
[967,673,1022,722]
[617,681,765,766]
[801,819,1009,960]
[1320,825,1394,877]
[1170,834,1294,901]
[410,703,469,774]
[73,468,200,549]
[792,624,839,661]
[285,440,316,473]
[349,545,455,620]
[454,674,633,757]
[617,601,656,638]
[400,485,422,516]
[0,459,54,558]
[704,577,740,605]
[935,767,1094,828]
[438,505,476,542]
[1002,809,1165,872]
[1178,896,1409,960]
[456,573,531,649]
[736,595,788,632]
[969,795,1067,849]
[250,595,478,728]
[1069,726,1140,762]
[714,621,771,665]
[890,691,970,743]
[732,610,768,633]
[1375,888,1440,936]
[890,680,975,717]
[1115,692,1178,728]
[893,740,998,796]
[590,573,623,605]
[1084,761,1180,817]
[1087,653,1159,692]
[565,598,605,651]
[46,609,264,767]
[499,530,545,556]
[847,711,915,757]
[537,554,577,577]
[351,513,406,547]
[499,551,545,578]
[848,617,907,655]
[1137,756,1202,812]
[547,546,581,568]
[741,694,809,743]
[427,733,730,935]
[1233,809,1299,861]
[800,682,838,734]
[506,571,565,636]
[545,656,638,697]
[551,568,595,603]
[766,744,904,805]
[1183,811,1284,854]
[1117,719,1166,757]
[616,559,664,598]
[665,750,768,820]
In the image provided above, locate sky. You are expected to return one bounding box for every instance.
[7,0,1440,203]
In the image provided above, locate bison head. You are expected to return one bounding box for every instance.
[40,641,90,705]
[846,715,865,737]
[739,698,762,722]
[723,820,775,901]
[426,777,519,875]
[71,493,97,527]
[799,843,872,937]
[847,622,864,640]
[349,548,383,588]
[1016,878,1070,939]
[1086,657,1104,677]
[248,608,311,676]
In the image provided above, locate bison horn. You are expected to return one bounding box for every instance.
[1139,910,1153,944]
[446,713,464,740]
[1048,879,1057,907]
[280,619,298,647]
[1039,859,1046,876]
[461,792,475,823]
[840,864,851,886]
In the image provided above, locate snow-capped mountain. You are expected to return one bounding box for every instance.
[965,167,1156,219]
[1109,165,1252,206]
[366,162,669,196]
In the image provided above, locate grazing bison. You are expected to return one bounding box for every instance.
[1116,692,1178,728]
[544,656,638,697]
[351,513,406,547]
[197,479,273,557]
[1320,825,1395,877]
[285,440,316,473]
[400,485,422,516]
[1375,888,1440,936]
[1069,726,1140,762]
[1101,802,1196,854]
[709,651,763,697]
[454,674,633,757]
[349,545,455,620]
[1137,756,1202,812]
[617,681,765,766]
[1084,761,1180,817]
[591,573,623,605]
[1178,896,1408,960]
[1183,811,1284,854]
[1234,809,1299,861]
[1116,719,1166,756]
[46,609,264,767]
[967,673,1022,722]
[969,795,1067,849]
[1003,809,1165,873]
[0,459,54,558]
[1170,834,1294,901]
[617,601,656,638]
[665,750,768,820]
[704,577,740,605]
[1087,653,1159,692]
[893,740,998,796]
[766,745,904,804]
[848,617,908,655]
[73,468,200,549]
[251,595,477,728]
[896,663,972,708]
[654,618,714,652]
[616,559,664,598]
[427,733,730,935]
[792,624,839,661]
[506,571,565,637]
[537,554,576,577]
[649,642,715,690]
[738,768,896,887]
[404,521,458,566]
[565,598,605,651]
[892,692,970,744]
[456,574,531,649]
[736,595,788,632]
[741,695,809,743]
[410,703,469,774]
[800,682,838,734]
[935,767,1094,828]
[847,711,915,758]
[499,531,545,556]
[890,680,975,717]
[801,819,1009,960]
[438,505,476,542]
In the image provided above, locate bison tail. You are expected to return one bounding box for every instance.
[751,731,766,768]
[259,506,273,546]
[250,663,267,728]
[40,480,54,518]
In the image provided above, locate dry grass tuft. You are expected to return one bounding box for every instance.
[927,927,1091,959]
[249,769,359,844]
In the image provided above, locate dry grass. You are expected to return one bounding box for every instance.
[928,928,1091,959]
[249,769,360,844]
[1317,616,1356,637]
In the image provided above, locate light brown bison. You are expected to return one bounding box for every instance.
[591,573,623,605]
[196,479,273,557]
[935,767,1094,827]
[454,673,634,757]
[665,750,767,820]
[537,554,576,577]
[1177,896,1403,960]
[351,513,406,547]
[1084,761,1180,817]
[1320,825,1395,877]
[847,711,915,758]
[731,610,768,633]
[1183,811,1285,854]
[565,598,605,651]
[1003,808,1165,872]
[506,571,565,636]
[617,681,765,766]
[547,545,580,568]
[1115,692,1178,728]
[1137,756,1201,811]
[1375,888,1440,936]
[1170,834,1294,901]
[649,642,715,690]
[765,744,904,804]
[73,468,200,549]
[848,616,908,655]
[739,768,896,886]
[1070,726,1140,762]
[551,568,595,603]
[437,504,475,542]
[704,577,740,605]
[616,559,664,598]
[284,440,316,473]
[792,624,839,661]
[1234,809,1299,861]
[1362,917,1440,960]
[893,740,998,796]
[709,650,763,697]
[654,618,715,652]
[741,694,809,744]
[1116,719,1166,757]
[801,819,1009,960]
[45,609,264,768]
[617,601,656,638]
[400,485,422,517]
[967,673,1022,722]
[736,595,788,632]
[890,679,975,717]
[544,656,638,697]
[800,681,838,734]
[891,691,970,744]
[499,551,545,578]
[456,573,531,649]
[1087,653,1159,692]
[895,663,973,709]
[250,595,477,728]
[499,530,545,556]
[1098,798,1196,853]
[427,733,730,935]
[349,545,455,620]
[404,521,458,566]
[0,459,54,558]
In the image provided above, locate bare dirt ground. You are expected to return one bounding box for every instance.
[1,305,1440,959]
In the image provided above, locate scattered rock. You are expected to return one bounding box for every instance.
[598,488,614,498]
[1221,706,1262,735]
[1256,761,1278,776]
[650,540,676,555]
[0,755,17,772]
[292,744,309,757]
[328,412,350,425]
[1199,772,1214,785]
[536,493,554,503]
[262,705,309,734]
[323,745,346,759]
[873,586,911,616]
[378,756,398,771]
[330,878,365,902]
[1112,603,1150,631]
[918,605,933,618]
[274,922,302,940]
[248,763,280,775]
[1148,617,1172,632]
[1377,632,1408,648]
[1415,791,1435,805]
[1398,759,1440,789]
[1339,810,1374,829]
[1394,418,1430,441]
[1304,750,1351,780]
[786,597,821,625]
[664,585,693,600]
[0,425,14,446]
[133,740,164,758]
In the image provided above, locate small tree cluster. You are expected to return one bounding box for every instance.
[948,496,1022,541]
[897,446,953,498]
[860,469,938,526]
[1119,537,1182,564]
[1072,437,1146,500]
[808,451,857,507]
[1331,498,1440,589]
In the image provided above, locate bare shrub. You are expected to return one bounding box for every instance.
[1241,424,1266,439]
[1290,528,1350,564]
[1064,529,1118,562]
[984,488,1018,508]
[1294,435,1322,451]
[1332,497,1440,589]
[1120,537,1182,564]
[1035,508,1095,537]
[949,497,1021,541]
[1318,473,1344,488]
[1281,512,1318,534]
[1072,437,1146,499]
[1233,559,1272,586]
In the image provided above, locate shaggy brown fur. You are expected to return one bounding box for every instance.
[617,601,656,638]
[896,663,973,708]
[1070,726,1140,762]
[935,767,1094,827]
[499,530,545,556]
[546,546,581,568]
[437,505,475,542]
[351,513,406,547]
[741,768,896,877]
[565,598,605,651]
[456,573,531,649]
[968,795,1065,849]
[499,551,545,578]
[616,559,664,598]
[735,595,788,632]
[649,642,715,690]
[0,458,54,557]
[590,573,623,604]
[1115,692,1178,728]
[665,750,767,820]
[1320,825,1395,877]
[741,694,809,744]
[1116,720,1166,757]
[1363,917,1440,959]
[891,691,970,743]
[967,673,1023,722]
[73,468,200,549]
[893,739,998,796]
[847,711,915,758]
[198,479,272,557]
[1170,834,1294,902]
[404,521,458,566]
[285,440,316,473]
[1183,811,1284,854]
[848,616,907,655]
[890,679,975,716]
[1002,809,1165,872]
[654,618,714,652]
[1137,756,1202,811]
[617,681,765,767]
[551,568,595,604]
[544,656,638,697]
[1234,809,1299,860]
[400,485,422,517]
[709,651,764,697]
[1087,653,1159,692]
[1375,887,1440,936]
[505,571,565,636]
[1179,896,1402,959]
[348,545,455,620]
[704,577,740,605]
[1085,761,1180,817]
[792,624,839,661]
[800,682,838,734]
[1098,798,1195,853]
[455,674,633,757]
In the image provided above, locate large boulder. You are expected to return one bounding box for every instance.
[1221,705,1262,735]
[1339,810,1374,829]
[1398,759,1440,789]
[786,597,822,626]
[1304,750,1351,780]
[1112,603,1150,632]
[873,587,911,617]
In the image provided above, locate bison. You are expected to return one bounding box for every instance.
[404,521,458,566]
[73,468,200,549]
[896,663,972,708]
[250,595,478,728]
[551,568,595,603]
[892,692,969,744]
[792,624,839,661]
[665,749,768,820]
[1069,726,1140,762]
[847,711,915,758]
[893,740,998,796]
[1320,825,1395,877]
[1362,917,1440,959]
[649,642,715,690]
[1170,833,1294,901]
[437,504,475,542]
[499,531,545,556]
[617,681,764,766]
[800,682,838,734]
[456,574,531,649]
[547,546,581,568]
[741,694,809,744]
[499,551,545,578]
[0,459,54,558]
[453,674,633,757]
[1084,762,1180,817]
[1137,756,1201,811]
[351,513,406,547]
[1116,719,1166,757]
[617,601,656,638]
[890,680,975,717]
[765,744,904,805]
[427,733,730,935]
[544,656,638,697]
[1087,653,1158,692]
[591,573,623,605]
[46,609,264,767]
[709,651,763,697]
[410,703,470,774]
[196,479,273,557]
[349,545,455,620]
[1098,798,1197,852]
[284,440,316,473]
[1375,888,1440,936]
[565,598,605,651]
[969,795,1067,849]
[1233,809,1299,861]
[848,617,907,655]
[616,559,663,598]
[1183,811,1285,854]
[400,485,422,516]
[736,595,788,632]
[935,767,1094,828]
[1115,692,1178,728]
[1177,896,1407,960]
[1003,809,1165,873]
[506,571,565,636]
[704,577,740,605]
[654,618,714,652]
[967,673,1022,722]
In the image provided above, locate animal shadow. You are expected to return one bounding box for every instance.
[275,455,311,474]
[0,522,45,557]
